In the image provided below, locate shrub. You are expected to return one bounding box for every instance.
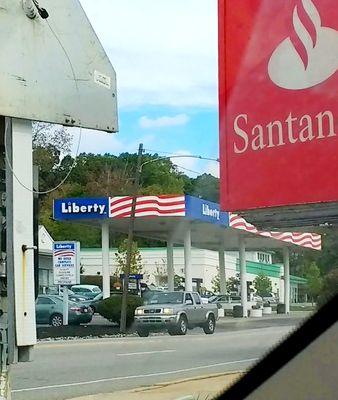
[317,269,338,308]
[97,295,143,328]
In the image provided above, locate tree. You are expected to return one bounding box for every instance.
[115,240,143,275]
[33,122,73,193]
[317,268,338,308]
[253,273,272,296]
[153,259,168,286]
[226,276,240,294]
[174,274,185,290]
[304,262,323,304]
[33,122,72,153]
[188,173,219,202]
[211,267,220,293]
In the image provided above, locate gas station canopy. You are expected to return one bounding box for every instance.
[53,195,321,252]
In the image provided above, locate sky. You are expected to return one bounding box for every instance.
[76,0,219,177]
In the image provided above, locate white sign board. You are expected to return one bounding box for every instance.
[0,0,118,132]
[53,241,80,286]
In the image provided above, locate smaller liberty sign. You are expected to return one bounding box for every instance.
[53,242,80,286]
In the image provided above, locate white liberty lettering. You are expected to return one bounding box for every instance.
[61,202,106,214]
[202,204,220,220]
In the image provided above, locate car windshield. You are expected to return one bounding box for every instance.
[10,2,337,400]
[93,293,103,301]
[146,292,184,305]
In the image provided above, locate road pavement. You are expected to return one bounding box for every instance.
[11,317,303,400]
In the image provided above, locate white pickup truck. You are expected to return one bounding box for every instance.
[134,291,219,337]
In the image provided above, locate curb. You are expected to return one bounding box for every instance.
[130,370,244,394]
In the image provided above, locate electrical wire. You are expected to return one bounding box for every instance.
[4,120,82,195]
[4,17,83,195]
[143,148,177,156]
[172,163,203,176]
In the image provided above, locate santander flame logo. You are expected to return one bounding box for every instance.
[268,0,338,90]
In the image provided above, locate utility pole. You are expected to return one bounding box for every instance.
[120,143,143,334]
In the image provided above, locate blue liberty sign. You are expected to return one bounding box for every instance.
[185,196,229,226]
[53,197,109,220]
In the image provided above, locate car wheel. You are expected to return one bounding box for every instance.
[137,329,149,337]
[89,306,95,314]
[175,315,188,336]
[50,313,63,327]
[203,314,215,335]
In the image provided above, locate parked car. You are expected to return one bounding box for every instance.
[209,294,262,314]
[77,292,103,313]
[134,291,218,337]
[262,292,279,304]
[45,286,74,296]
[70,285,102,299]
[35,295,93,326]
[200,290,215,304]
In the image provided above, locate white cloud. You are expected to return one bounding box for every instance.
[80,0,217,109]
[139,114,189,129]
[206,160,220,178]
[70,128,155,155]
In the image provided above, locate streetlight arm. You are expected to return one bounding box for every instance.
[139,154,219,172]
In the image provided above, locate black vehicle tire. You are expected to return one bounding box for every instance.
[168,329,177,336]
[137,329,150,337]
[50,313,63,327]
[175,315,188,336]
[203,314,216,335]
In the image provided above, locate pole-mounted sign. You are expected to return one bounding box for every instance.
[53,242,80,286]
[219,0,338,227]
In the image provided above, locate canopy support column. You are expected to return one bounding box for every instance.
[101,222,110,299]
[283,247,290,314]
[184,227,193,292]
[219,238,226,295]
[167,238,175,291]
[239,236,248,317]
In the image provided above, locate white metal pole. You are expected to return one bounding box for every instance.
[283,247,290,314]
[239,236,248,317]
[63,286,69,325]
[102,222,110,299]
[184,227,193,292]
[219,238,226,295]
[167,239,175,291]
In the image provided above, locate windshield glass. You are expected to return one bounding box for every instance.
[9,2,337,400]
[146,292,184,305]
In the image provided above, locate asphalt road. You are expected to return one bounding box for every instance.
[11,320,300,400]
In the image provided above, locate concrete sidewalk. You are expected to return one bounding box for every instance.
[69,372,243,400]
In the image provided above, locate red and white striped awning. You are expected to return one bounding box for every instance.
[106,195,321,251]
[229,213,321,251]
[109,195,186,218]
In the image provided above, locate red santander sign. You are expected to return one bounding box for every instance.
[219,0,338,211]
